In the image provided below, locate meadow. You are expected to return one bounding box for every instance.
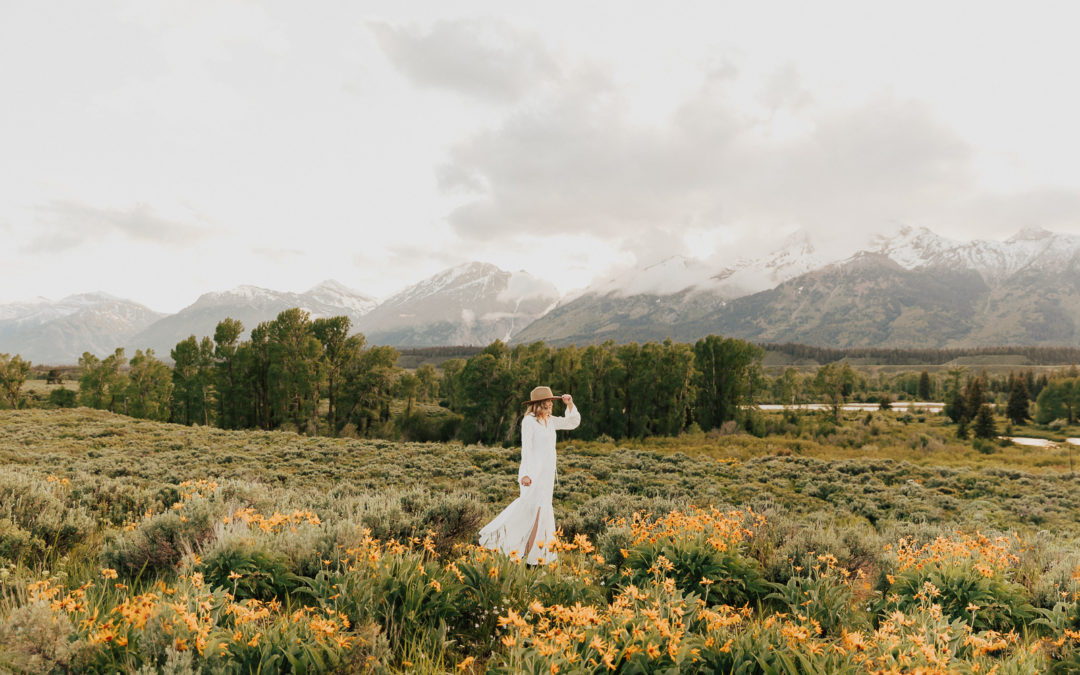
[2,407,1080,673]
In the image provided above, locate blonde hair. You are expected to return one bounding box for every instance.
[525,400,552,418]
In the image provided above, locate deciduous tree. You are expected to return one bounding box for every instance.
[0,353,31,409]
[126,349,172,421]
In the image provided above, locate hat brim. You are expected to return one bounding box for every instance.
[522,396,561,405]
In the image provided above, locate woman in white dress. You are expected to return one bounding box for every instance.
[478,386,580,565]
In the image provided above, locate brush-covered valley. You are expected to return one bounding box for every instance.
[3,402,1080,673]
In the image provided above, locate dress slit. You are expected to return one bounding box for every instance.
[523,507,542,559]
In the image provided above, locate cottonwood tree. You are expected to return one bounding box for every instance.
[438,359,465,411]
[338,342,399,436]
[1035,378,1080,424]
[414,364,440,402]
[457,346,514,444]
[312,316,352,436]
[813,362,856,422]
[126,349,172,421]
[78,349,128,413]
[0,353,31,409]
[213,318,245,429]
[693,335,764,429]
[171,336,215,426]
[267,309,322,433]
[571,342,622,439]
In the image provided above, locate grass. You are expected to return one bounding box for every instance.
[2,408,1080,672]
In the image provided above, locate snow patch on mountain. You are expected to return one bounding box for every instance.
[870,225,1080,281]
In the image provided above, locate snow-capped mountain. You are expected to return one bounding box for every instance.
[870,225,1080,281]
[354,262,560,346]
[516,225,1080,347]
[127,280,377,357]
[9,227,1080,362]
[0,293,164,364]
[708,229,834,299]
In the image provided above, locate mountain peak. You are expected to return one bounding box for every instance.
[309,279,353,293]
[1007,225,1053,242]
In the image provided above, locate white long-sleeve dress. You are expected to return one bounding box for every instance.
[478,405,581,564]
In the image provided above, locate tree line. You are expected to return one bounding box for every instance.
[5,310,763,446]
[12,314,1080,444]
[766,342,1080,366]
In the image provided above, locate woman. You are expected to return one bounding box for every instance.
[478,386,580,565]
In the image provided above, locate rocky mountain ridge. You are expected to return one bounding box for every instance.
[6,226,1080,363]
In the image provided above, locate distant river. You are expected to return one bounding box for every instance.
[756,402,945,413]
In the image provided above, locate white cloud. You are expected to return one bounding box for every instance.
[25,201,213,253]
[436,72,977,262]
[368,18,560,103]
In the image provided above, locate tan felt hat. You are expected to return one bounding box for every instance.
[523,386,561,405]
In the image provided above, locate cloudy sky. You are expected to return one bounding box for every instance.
[3,1,1080,312]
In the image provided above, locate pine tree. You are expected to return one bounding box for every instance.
[945,388,966,424]
[1005,377,1030,425]
[973,404,997,439]
[917,371,931,401]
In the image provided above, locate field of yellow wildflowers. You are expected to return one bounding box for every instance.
[2,408,1080,673]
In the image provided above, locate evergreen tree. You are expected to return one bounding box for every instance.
[963,377,985,419]
[973,404,997,439]
[917,371,931,400]
[945,388,966,424]
[1005,377,1030,425]
[956,418,969,439]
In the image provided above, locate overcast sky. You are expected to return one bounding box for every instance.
[3,1,1080,312]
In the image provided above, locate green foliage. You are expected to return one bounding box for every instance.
[1006,376,1031,425]
[619,535,769,608]
[1036,378,1080,425]
[199,539,304,602]
[918,370,932,400]
[0,517,47,563]
[813,362,856,422]
[171,336,215,426]
[48,387,78,408]
[886,564,1034,632]
[126,349,172,421]
[0,353,31,409]
[101,500,216,579]
[766,565,861,636]
[78,348,128,413]
[973,404,997,439]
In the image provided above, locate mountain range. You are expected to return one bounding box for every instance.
[4,226,1080,364]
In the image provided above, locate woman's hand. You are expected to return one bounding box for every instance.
[520,476,532,486]
[561,394,573,408]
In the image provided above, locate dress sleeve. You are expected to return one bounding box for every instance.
[553,404,581,431]
[519,416,536,481]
